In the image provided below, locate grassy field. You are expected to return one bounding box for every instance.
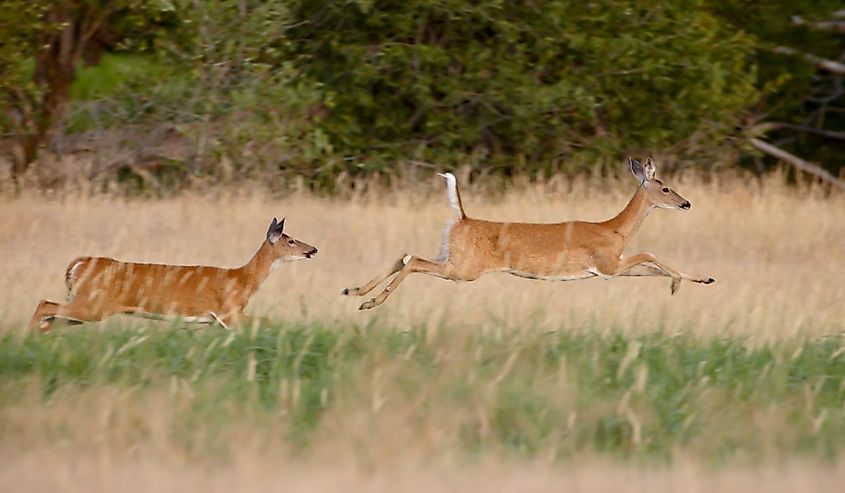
[1,174,844,490]
[2,324,845,460]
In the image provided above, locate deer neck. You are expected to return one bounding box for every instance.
[237,241,276,295]
[603,186,653,245]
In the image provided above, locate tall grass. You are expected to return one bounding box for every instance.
[0,175,843,490]
[2,323,844,464]
[2,174,843,337]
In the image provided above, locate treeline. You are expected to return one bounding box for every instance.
[0,1,843,189]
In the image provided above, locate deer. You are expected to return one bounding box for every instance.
[28,218,317,332]
[343,157,715,310]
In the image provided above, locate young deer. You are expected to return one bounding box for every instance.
[28,218,317,332]
[343,157,714,310]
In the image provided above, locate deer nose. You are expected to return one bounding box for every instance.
[681,201,691,210]
[307,248,318,257]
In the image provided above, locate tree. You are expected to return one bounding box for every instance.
[0,1,55,179]
[710,1,845,186]
[284,0,760,175]
[754,11,845,189]
[0,0,174,183]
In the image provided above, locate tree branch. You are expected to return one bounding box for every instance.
[791,15,845,32]
[752,122,845,141]
[774,46,845,75]
[72,0,116,67]
[749,138,845,189]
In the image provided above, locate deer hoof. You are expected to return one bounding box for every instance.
[359,299,376,310]
[670,278,681,295]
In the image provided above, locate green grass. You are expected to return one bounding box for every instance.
[1,322,844,464]
[71,54,168,101]
[66,53,192,133]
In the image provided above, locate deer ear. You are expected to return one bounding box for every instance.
[630,157,645,182]
[643,156,656,181]
[267,217,281,244]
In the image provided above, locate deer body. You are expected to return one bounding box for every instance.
[344,158,714,310]
[28,218,317,332]
[436,219,600,281]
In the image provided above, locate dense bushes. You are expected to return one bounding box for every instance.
[1,1,843,187]
[285,0,759,173]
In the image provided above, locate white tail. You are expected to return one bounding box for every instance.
[28,218,318,332]
[343,158,715,310]
[437,172,466,219]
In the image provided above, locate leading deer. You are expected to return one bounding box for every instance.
[343,157,714,310]
[28,218,317,332]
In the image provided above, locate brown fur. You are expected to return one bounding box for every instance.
[344,158,714,310]
[28,219,317,332]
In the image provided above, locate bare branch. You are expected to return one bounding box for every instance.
[775,46,845,75]
[752,122,845,141]
[72,0,116,67]
[791,15,845,32]
[749,138,845,189]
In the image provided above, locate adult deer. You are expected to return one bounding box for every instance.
[28,218,317,332]
[343,157,714,310]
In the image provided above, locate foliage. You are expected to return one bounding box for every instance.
[167,0,333,183]
[710,1,844,114]
[0,2,52,95]
[0,1,56,155]
[0,0,843,188]
[0,0,178,180]
[284,0,760,174]
[709,1,845,172]
[52,1,332,188]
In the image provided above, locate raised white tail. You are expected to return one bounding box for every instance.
[436,172,466,219]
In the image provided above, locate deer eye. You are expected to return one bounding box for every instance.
[661,187,669,193]
[287,239,295,245]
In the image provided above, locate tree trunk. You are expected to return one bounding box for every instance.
[14,1,115,174]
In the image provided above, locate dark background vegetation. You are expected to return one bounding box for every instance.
[0,0,843,190]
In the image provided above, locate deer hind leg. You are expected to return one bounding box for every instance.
[342,256,408,297]
[28,300,63,333]
[204,312,232,330]
[222,312,272,330]
[27,299,109,333]
[358,255,451,310]
[212,309,269,331]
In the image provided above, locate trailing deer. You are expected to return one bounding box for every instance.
[343,157,714,310]
[28,218,317,332]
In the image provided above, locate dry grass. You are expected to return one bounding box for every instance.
[2,175,844,490]
[1,174,843,338]
[2,453,844,493]
[2,378,844,490]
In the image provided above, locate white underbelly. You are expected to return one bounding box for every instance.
[134,312,216,324]
[507,270,597,282]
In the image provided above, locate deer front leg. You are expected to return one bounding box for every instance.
[359,255,450,310]
[342,256,408,297]
[599,253,714,295]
